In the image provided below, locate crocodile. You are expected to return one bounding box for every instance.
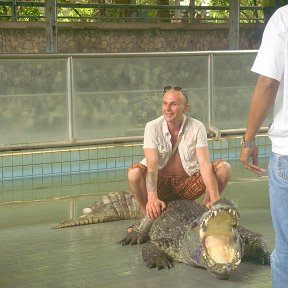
[52,191,270,280]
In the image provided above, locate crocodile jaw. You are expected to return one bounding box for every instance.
[199,204,242,279]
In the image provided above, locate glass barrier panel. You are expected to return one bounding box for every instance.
[212,53,272,130]
[0,58,68,145]
[72,55,208,139]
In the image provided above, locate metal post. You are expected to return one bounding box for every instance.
[67,57,75,144]
[130,0,137,20]
[208,53,213,131]
[11,0,16,21]
[229,0,240,50]
[45,0,58,53]
[174,0,181,22]
[189,0,195,23]
[208,53,221,138]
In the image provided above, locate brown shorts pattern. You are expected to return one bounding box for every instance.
[128,160,224,202]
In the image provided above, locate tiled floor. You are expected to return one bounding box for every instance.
[0,178,274,288]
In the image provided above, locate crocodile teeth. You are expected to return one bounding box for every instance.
[199,229,205,240]
[200,219,208,229]
[213,211,217,217]
[82,207,92,215]
[202,250,207,259]
[236,259,241,266]
[209,260,215,266]
[219,267,225,272]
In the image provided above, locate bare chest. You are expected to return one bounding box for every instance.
[158,132,187,177]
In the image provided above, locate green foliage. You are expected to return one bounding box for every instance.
[0,0,263,22]
[57,0,96,22]
[199,0,263,23]
[18,6,43,21]
[0,4,10,20]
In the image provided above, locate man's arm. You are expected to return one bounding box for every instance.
[145,148,158,193]
[144,148,166,219]
[196,146,220,208]
[240,75,279,174]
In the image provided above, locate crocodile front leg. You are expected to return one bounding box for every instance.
[119,216,154,245]
[239,225,270,265]
[142,241,173,269]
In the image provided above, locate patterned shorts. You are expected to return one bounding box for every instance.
[128,160,224,202]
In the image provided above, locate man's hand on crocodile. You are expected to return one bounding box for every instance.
[202,191,220,209]
[146,192,166,219]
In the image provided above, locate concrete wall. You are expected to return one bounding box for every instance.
[0,22,263,53]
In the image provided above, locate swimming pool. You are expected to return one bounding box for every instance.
[0,136,270,219]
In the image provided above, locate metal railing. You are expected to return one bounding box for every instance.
[0,0,264,23]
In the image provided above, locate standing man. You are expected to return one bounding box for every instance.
[239,5,288,288]
[128,86,231,220]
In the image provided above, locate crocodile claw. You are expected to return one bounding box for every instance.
[256,250,271,265]
[145,257,173,270]
[142,242,173,270]
[119,231,149,245]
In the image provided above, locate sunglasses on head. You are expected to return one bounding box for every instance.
[163,86,188,103]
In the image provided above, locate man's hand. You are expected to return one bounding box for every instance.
[203,200,216,209]
[239,145,266,175]
[146,192,166,219]
[202,191,220,209]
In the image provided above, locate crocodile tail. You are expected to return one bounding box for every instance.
[52,191,141,229]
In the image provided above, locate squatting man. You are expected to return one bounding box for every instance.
[127,86,231,221]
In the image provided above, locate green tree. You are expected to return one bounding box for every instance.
[198,0,262,23]
[0,0,263,22]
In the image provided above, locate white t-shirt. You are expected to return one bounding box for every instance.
[251,5,288,155]
[140,114,208,176]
